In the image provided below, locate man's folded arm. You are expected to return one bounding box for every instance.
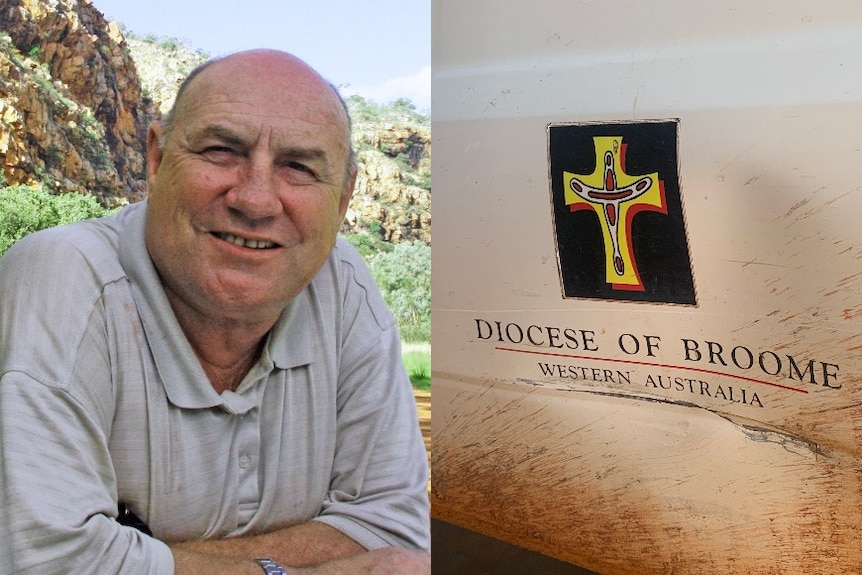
[171,537,430,575]
[170,521,363,570]
[0,372,175,574]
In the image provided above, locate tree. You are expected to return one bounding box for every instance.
[0,185,116,256]
[369,241,431,342]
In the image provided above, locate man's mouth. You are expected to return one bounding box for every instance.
[214,232,277,250]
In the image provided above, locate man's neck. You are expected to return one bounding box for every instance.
[197,344,264,395]
[165,291,276,394]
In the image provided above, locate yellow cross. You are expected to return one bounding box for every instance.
[563,136,665,290]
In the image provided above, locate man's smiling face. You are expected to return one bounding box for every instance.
[144,50,355,326]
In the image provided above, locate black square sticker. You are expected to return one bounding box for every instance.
[548,120,696,305]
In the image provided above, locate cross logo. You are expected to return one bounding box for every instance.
[549,120,696,305]
[564,136,664,290]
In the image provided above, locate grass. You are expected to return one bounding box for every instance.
[402,342,430,391]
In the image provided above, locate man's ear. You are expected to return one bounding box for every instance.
[146,122,165,188]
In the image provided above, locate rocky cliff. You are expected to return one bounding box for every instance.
[0,0,430,242]
[0,0,153,204]
[348,108,431,244]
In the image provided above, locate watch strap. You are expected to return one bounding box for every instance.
[253,557,289,575]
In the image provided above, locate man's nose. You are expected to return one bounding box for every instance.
[224,159,282,219]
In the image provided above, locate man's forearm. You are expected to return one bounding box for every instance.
[170,521,365,570]
[169,522,429,575]
[172,547,431,575]
[171,549,262,575]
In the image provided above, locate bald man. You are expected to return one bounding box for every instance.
[0,50,429,574]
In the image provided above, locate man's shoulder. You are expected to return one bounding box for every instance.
[319,236,397,333]
[0,207,136,358]
[0,205,134,289]
[327,237,382,297]
[0,208,138,392]
[331,236,366,265]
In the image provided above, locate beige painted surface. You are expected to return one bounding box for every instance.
[432,1,862,572]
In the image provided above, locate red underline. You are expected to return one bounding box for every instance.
[495,346,809,394]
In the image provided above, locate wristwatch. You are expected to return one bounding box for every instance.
[253,557,289,574]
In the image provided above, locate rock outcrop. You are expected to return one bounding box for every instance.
[0,0,154,204]
[347,120,431,244]
[122,34,207,114]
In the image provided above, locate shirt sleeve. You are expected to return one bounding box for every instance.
[0,229,175,575]
[312,241,431,551]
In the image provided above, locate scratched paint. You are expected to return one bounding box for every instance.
[431,378,862,573]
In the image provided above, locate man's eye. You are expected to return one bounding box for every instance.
[200,146,240,162]
[287,161,313,174]
[282,161,318,183]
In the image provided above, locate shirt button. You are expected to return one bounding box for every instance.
[239,454,250,469]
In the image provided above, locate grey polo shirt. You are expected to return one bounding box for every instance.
[0,202,429,574]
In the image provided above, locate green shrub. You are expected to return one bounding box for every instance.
[0,185,116,256]
[345,95,428,125]
[416,171,431,190]
[344,231,392,259]
[368,240,431,343]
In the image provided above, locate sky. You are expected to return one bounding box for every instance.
[92,0,431,111]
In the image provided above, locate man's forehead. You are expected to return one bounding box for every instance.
[185,113,344,153]
[184,52,346,121]
[186,84,344,125]
[178,65,349,144]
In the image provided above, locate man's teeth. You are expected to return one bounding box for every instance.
[218,233,275,249]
